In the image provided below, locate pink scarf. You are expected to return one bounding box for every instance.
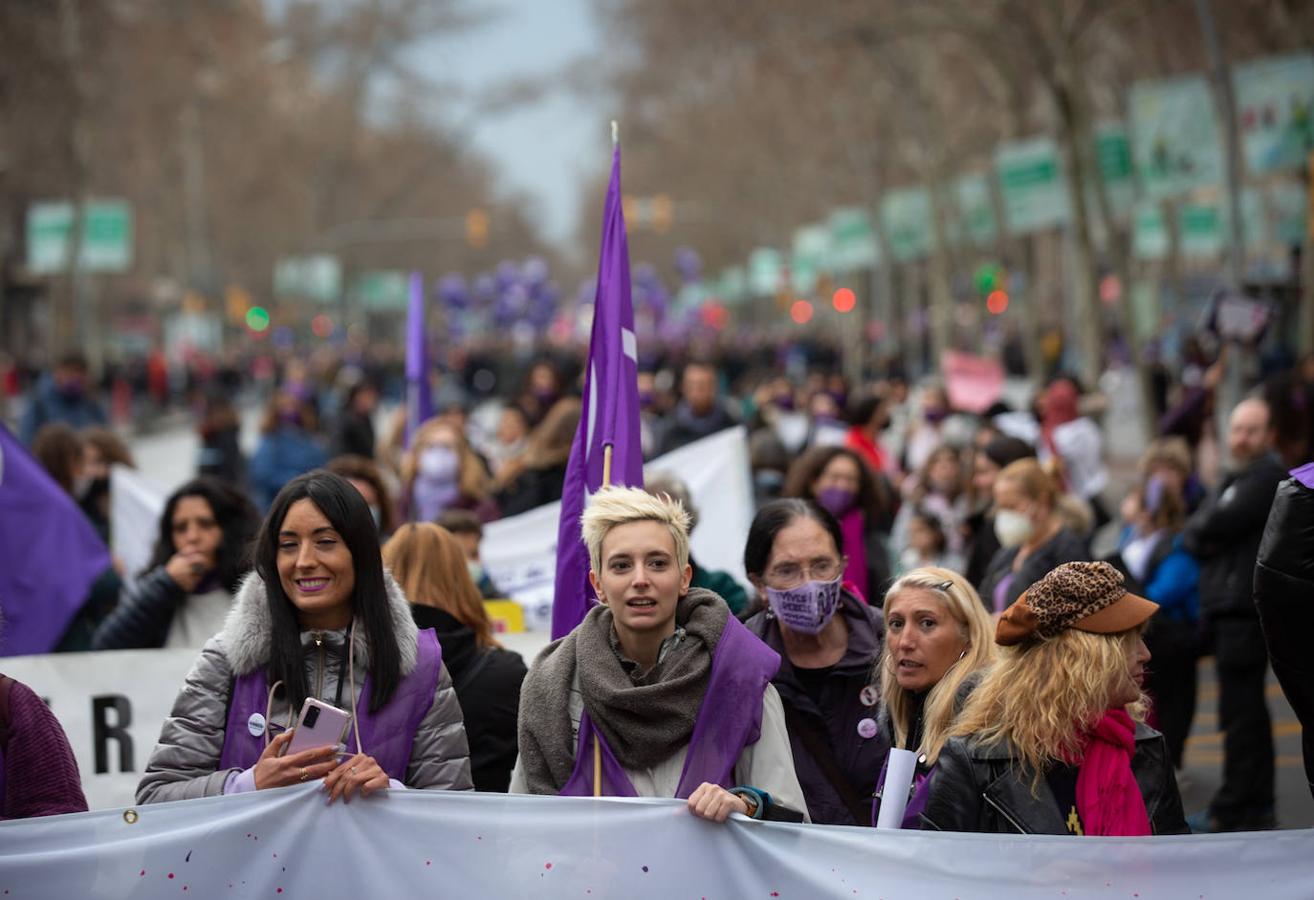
[839,508,869,603]
[1073,709,1151,836]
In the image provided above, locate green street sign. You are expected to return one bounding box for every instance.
[791,224,832,293]
[955,175,997,246]
[748,247,783,296]
[995,137,1069,234]
[1130,75,1224,199]
[353,270,408,310]
[827,207,880,270]
[1179,203,1222,258]
[26,200,133,274]
[881,188,933,262]
[1093,123,1136,217]
[275,255,342,303]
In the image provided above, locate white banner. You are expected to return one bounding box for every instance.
[481,426,756,631]
[3,649,198,811]
[3,788,1313,899]
[109,464,167,589]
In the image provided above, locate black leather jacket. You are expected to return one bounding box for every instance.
[921,722,1188,835]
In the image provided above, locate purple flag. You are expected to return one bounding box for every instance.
[404,271,433,448]
[551,144,643,639]
[0,424,110,655]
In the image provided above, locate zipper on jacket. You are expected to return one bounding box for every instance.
[984,793,1029,834]
[312,631,326,700]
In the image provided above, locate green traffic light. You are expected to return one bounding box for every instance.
[246,306,271,331]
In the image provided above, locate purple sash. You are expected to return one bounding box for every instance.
[559,614,781,799]
[218,629,441,781]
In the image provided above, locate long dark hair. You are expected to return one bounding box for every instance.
[148,478,259,593]
[743,498,844,579]
[253,471,401,714]
[782,445,893,524]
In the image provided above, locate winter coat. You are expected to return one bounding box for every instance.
[409,605,526,792]
[977,527,1090,612]
[19,375,106,444]
[92,566,234,650]
[1182,453,1286,619]
[1254,473,1314,798]
[1,677,88,820]
[249,427,329,510]
[743,592,889,826]
[656,402,738,456]
[921,722,1188,835]
[495,462,568,517]
[334,409,376,459]
[136,572,472,804]
[198,427,245,488]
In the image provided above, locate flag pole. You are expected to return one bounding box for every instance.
[594,119,622,799]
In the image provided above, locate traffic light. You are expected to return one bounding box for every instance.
[465,208,489,249]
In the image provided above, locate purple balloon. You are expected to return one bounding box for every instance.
[522,256,549,285]
[674,247,702,283]
[438,273,469,310]
[474,274,497,305]
[496,260,520,291]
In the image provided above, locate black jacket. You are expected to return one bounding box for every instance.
[409,605,526,792]
[91,567,186,650]
[1183,453,1286,619]
[495,462,568,518]
[922,722,1188,835]
[1254,473,1314,797]
[977,527,1090,611]
[744,593,888,826]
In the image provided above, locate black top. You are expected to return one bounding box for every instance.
[792,664,833,704]
[1044,762,1084,835]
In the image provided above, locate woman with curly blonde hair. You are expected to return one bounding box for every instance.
[871,568,995,828]
[922,561,1188,835]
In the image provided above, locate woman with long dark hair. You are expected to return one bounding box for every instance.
[92,477,259,650]
[138,471,471,804]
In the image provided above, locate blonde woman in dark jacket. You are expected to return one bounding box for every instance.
[923,562,1186,836]
[138,472,471,804]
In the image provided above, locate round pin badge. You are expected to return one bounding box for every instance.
[247,712,267,738]
[859,685,879,707]
[856,717,878,740]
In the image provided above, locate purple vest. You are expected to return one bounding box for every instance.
[218,628,441,781]
[559,614,781,799]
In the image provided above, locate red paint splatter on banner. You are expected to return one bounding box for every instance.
[183,886,189,892]
[168,874,175,880]
[140,870,146,877]
[642,866,649,873]
[276,890,283,895]
[771,893,780,897]
[546,863,553,870]
[272,853,278,859]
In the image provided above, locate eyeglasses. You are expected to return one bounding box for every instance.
[765,559,844,587]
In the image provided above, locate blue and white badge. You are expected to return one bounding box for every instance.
[247,712,267,738]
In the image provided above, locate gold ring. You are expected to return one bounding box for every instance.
[299,767,308,782]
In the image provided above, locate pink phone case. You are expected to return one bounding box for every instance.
[286,697,352,756]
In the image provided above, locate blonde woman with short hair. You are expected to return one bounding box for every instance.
[922,562,1188,835]
[871,568,995,827]
[512,486,808,823]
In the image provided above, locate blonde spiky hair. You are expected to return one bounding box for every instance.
[581,485,692,575]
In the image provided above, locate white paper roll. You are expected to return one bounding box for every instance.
[875,748,919,830]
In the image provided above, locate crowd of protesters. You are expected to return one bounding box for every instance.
[4,333,1312,841]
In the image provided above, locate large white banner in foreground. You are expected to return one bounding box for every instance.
[3,788,1312,899]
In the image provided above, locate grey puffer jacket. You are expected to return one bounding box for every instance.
[137,572,473,804]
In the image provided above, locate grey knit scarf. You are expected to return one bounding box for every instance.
[516,589,728,794]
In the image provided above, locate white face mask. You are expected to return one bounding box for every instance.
[994,508,1035,548]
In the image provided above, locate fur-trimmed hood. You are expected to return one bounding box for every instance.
[219,569,419,676]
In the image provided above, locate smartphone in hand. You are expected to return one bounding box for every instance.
[286,697,352,757]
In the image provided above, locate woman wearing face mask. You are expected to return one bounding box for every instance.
[783,446,895,604]
[326,455,398,540]
[249,389,329,511]
[92,478,260,650]
[138,471,473,805]
[401,418,497,524]
[1111,477,1200,773]
[871,568,995,828]
[742,499,888,826]
[383,523,527,792]
[978,458,1090,614]
[514,487,807,824]
[923,562,1188,835]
